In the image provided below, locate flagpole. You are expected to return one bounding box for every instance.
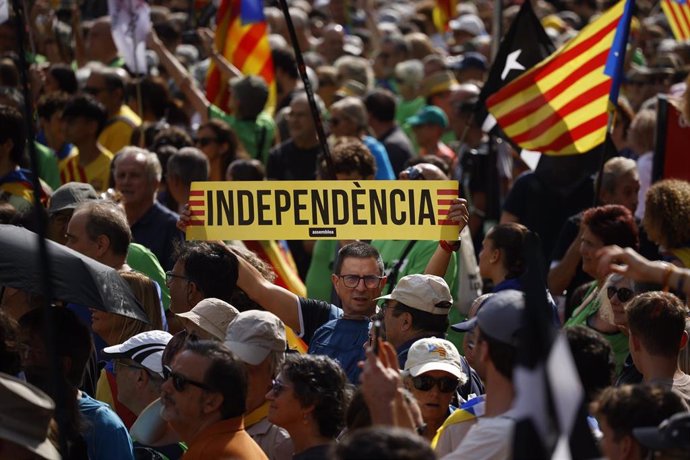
[276,0,335,179]
[11,0,67,455]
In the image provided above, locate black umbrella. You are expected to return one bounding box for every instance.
[0,224,149,323]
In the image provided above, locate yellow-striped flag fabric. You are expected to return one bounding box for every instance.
[661,0,690,40]
[486,0,630,155]
[206,0,276,113]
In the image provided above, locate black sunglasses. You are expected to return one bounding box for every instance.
[162,365,212,392]
[270,379,289,396]
[607,286,634,303]
[411,374,458,393]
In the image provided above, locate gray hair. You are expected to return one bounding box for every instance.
[334,55,374,90]
[331,96,368,131]
[114,146,162,183]
[167,147,209,186]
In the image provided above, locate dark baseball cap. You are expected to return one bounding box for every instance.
[48,182,99,215]
[633,412,690,452]
[451,289,525,346]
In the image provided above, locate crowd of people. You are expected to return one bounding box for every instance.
[1,0,690,458]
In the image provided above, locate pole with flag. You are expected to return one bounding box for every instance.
[487,0,635,156]
[512,232,601,459]
[206,0,276,114]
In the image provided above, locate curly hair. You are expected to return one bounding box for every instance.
[643,179,690,249]
[281,354,349,439]
[582,204,639,249]
[318,137,376,179]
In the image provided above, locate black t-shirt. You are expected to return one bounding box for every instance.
[266,140,322,181]
[298,297,342,345]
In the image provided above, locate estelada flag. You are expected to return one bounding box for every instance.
[206,0,276,113]
[661,0,690,40]
[486,0,634,155]
[433,0,458,32]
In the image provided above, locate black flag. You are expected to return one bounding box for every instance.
[511,232,601,459]
[477,0,555,133]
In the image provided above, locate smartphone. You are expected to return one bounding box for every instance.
[371,320,381,356]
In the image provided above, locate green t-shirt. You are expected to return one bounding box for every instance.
[126,242,171,310]
[565,283,629,374]
[397,97,425,153]
[34,141,60,191]
[209,104,276,165]
[305,240,340,302]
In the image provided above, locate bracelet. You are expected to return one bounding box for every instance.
[661,263,674,292]
[440,240,461,253]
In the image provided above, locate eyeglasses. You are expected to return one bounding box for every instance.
[114,359,146,375]
[607,286,634,303]
[162,365,212,392]
[411,374,459,393]
[270,379,289,396]
[403,166,425,181]
[165,271,189,284]
[338,274,384,289]
[195,137,218,147]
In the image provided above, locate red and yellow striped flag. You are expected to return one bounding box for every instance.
[433,0,458,33]
[487,0,630,155]
[661,0,690,40]
[206,0,276,113]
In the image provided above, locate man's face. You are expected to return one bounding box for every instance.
[167,259,191,314]
[114,155,157,208]
[382,299,405,348]
[605,171,640,214]
[599,417,632,460]
[65,210,100,260]
[160,350,212,430]
[332,256,385,317]
[84,74,113,110]
[114,359,143,412]
[43,111,66,147]
[63,115,95,145]
[287,99,316,143]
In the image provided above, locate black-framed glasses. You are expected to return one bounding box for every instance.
[162,365,212,392]
[270,379,289,396]
[607,286,634,302]
[195,137,218,147]
[411,374,459,393]
[338,274,384,289]
[165,271,189,284]
[403,166,425,180]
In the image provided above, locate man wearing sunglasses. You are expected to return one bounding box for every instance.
[443,289,525,460]
[159,340,268,459]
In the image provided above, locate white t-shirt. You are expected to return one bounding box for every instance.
[442,413,516,460]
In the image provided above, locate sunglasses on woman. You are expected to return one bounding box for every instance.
[606,286,634,303]
[163,365,212,392]
[411,374,458,393]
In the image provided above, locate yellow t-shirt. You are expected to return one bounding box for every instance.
[98,105,142,155]
[59,147,113,192]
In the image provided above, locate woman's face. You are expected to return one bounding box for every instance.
[406,370,457,425]
[266,373,306,431]
[478,234,497,279]
[580,225,605,278]
[195,127,223,162]
[606,277,635,326]
[91,309,127,345]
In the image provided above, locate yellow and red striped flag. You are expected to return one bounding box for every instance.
[661,0,690,40]
[487,0,633,155]
[433,0,458,33]
[206,0,276,113]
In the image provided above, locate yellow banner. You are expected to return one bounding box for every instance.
[186,181,461,241]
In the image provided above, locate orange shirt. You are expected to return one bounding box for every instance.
[183,417,268,460]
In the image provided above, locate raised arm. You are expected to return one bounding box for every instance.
[234,250,301,333]
[148,30,210,121]
[425,198,469,277]
[198,28,243,81]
